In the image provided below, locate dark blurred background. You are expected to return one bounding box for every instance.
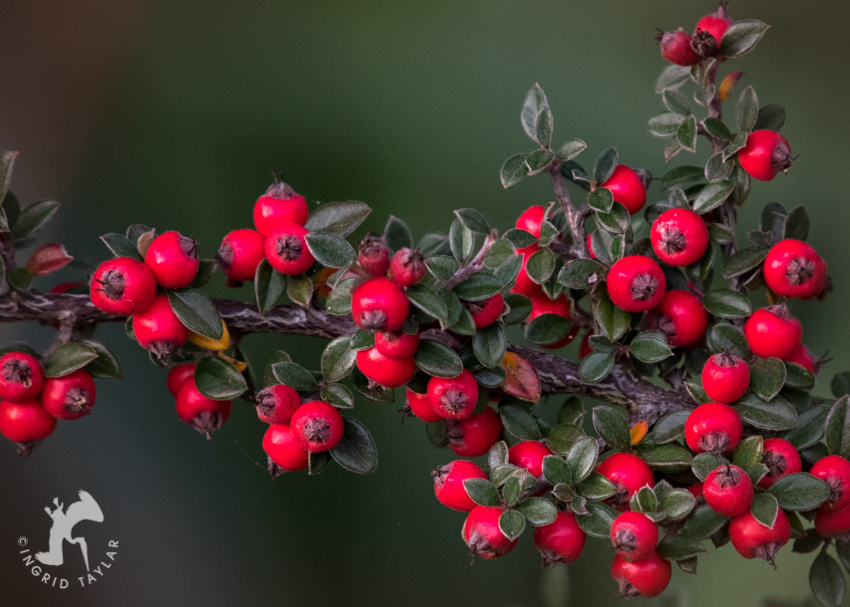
[1,1,848,605]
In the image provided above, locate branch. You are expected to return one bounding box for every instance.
[549,161,588,257]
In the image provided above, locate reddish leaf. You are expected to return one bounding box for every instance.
[501,351,541,402]
[25,244,73,276]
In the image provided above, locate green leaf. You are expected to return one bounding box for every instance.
[692,452,723,481]
[453,272,503,301]
[723,245,769,279]
[657,535,708,561]
[499,509,526,541]
[707,323,750,358]
[660,489,696,521]
[189,259,219,290]
[304,233,355,268]
[254,259,286,314]
[593,148,619,184]
[542,455,572,486]
[596,202,631,234]
[752,491,779,529]
[703,117,734,140]
[99,233,143,260]
[304,201,371,236]
[44,342,98,378]
[406,283,448,320]
[383,215,414,253]
[702,289,752,319]
[579,352,615,384]
[595,298,630,342]
[566,436,598,483]
[195,356,247,400]
[663,89,692,116]
[826,396,850,459]
[768,472,830,511]
[631,331,673,363]
[680,503,728,539]
[8,267,32,291]
[525,314,572,346]
[0,151,17,225]
[272,361,318,391]
[755,104,787,132]
[558,258,605,290]
[810,551,847,607]
[320,336,356,382]
[693,181,734,214]
[325,276,357,316]
[500,405,541,440]
[321,383,355,409]
[547,423,586,456]
[451,220,474,264]
[832,372,850,398]
[503,476,522,506]
[736,393,798,431]
[654,411,689,444]
[525,248,555,284]
[558,138,587,161]
[720,19,770,59]
[526,150,555,175]
[575,502,618,539]
[81,340,122,379]
[414,339,463,378]
[708,223,735,245]
[286,274,313,308]
[454,208,490,234]
[168,290,223,340]
[592,406,630,452]
[501,154,529,188]
[426,256,460,282]
[502,228,536,250]
[330,417,378,475]
[785,405,829,450]
[661,165,705,191]
[577,473,618,500]
[639,444,693,474]
[463,478,501,507]
[12,200,59,241]
[733,435,764,471]
[587,188,614,213]
[783,205,810,241]
[488,441,510,469]
[677,115,698,152]
[750,357,787,401]
[655,64,691,92]
[649,112,686,137]
[473,324,506,368]
[516,498,558,526]
[735,86,759,132]
[521,83,553,147]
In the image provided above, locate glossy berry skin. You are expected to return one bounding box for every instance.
[253,183,309,235]
[815,506,850,541]
[41,369,97,421]
[685,402,742,455]
[356,347,416,388]
[255,384,301,425]
[357,234,390,277]
[763,239,827,300]
[175,378,232,438]
[144,231,199,289]
[290,401,344,453]
[433,459,487,511]
[651,208,709,267]
[388,248,426,287]
[534,512,586,566]
[512,248,543,299]
[600,165,647,215]
[704,464,753,517]
[374,331,420,361]
[611,551,672,599]
[0,352,44,403]
[90,257,157,315]
[658,29,699,66]
[610,512,658,561]
[607,255,666,313]
[508,440,553,478]
[463,506,517,560]
[470,293,504,328]
[810,455,850,512]
[784,344,816,373]
[447,407,503,457]
[263,424,309,472]
[743,306,802,359]
[596,453,655,511]
[759,438,802,489]
[696,13,733,44]
[648,290,707,348]
[217,229,266,281]
[264,223,314,275]
[404,389,443,423]
[167,363,197,398]
[515,205,545,252]
[702,352,750,404]
[133,293,189,359]
[586,233,596,258]
[729,509,790,563]
[427,369,479,420]
[351,277,410,333]
[738,130,793,182]
[0,399,56,443]
[687,482,704,498]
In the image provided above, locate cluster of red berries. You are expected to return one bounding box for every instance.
[657,5,734,66]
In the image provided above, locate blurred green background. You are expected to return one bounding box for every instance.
[1,1,848,605]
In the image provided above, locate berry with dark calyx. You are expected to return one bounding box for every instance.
[375,331,420,361]
[783,343,818,374]
[508,440,554,478]
[166,363,197,398]
[388,247,426,287]
[534,511,587,567]
[704,464,753,517]
[0,399,57,455]
[175,378,232,439]
[357,234,390,277]
[432,459,487,511]
[217,229,266,282]
[446,407,503,457]
[763,239,827,299]
[650,208,709,267]
[758,438,802,489]
[810,455,850,512]
[41,369,97,421]
[696,4,733,44]
[610,511,659,561]
[90,257,157,315]
[701,352,750,404]
[657,28,700,66]
[0,352,44,403]
[133,293,189,360]
[511,246,543,299]
[469,293,504,328]
[738,130,793,182]
[529,293,578,349]
[427,369,479,420]
[729,509,790,565]
[463,505,518,560]
[253,181,309,235]
[600,165,647,215]
[263,424,309,475]
[611,551,672,599]
[404,388,443,423]
[144,230,199,289]
[648,290,708,348]
[264,223,314,275]
[351,276,410,333]
[596,452,655,510]
[515,205,545,252]
[607,255,666,313]
[255,384,302,425]
[815,505,850,543]
[743,305,802,359]
[290,401,344,453]
[685,402,742,455]
[356,347,417,388]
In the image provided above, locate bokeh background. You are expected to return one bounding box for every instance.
[1,1,848,605]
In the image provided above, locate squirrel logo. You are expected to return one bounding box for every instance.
[34,490,104,571]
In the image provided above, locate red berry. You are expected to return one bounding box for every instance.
[729,509,790,564]
[388,247,426,287]
[264,223,314,275]
[511,247,543,299]
[175,377,231,438]
[783,344,817,374]
[166,363,197,398]
[648,289,708,348]
[515,205,545,252]
[685,402,742,454]
[611,551,672,599]
[144,230,199,289]
[810,455,850,512]
[446,407,503,457]
[607,255,666,313]
[743,305,802,359]
[374,331,420,361]
[41,369,97,421]
[253,182,309,235]
[463,505,517,560]
[586,233,596,259]
[263,424,309,473]
[427,369,479,420]
[579,330,593,360]
[0,352,44,403]
[687,481,704,498]
[600,165,647,215]
[611,511,658,561]
[133,293,189,359]
[696,12,733,44]
[596,452,655,510]
[356,347,416,388]
[470,293,504,328]
[90,257,157,315]
[534,511,586,566]
[290,401,344,453]
[759,438,802,489]
[404,388,443,423]
[704,464,753,517]
[255,384,301,425]
[357,234,390,277]
[508,440,553,477]
[351,276,410,332]
[433,459,487,511]
[738,130,793,182]
[217,229,266,282]
[815,506,850,542]
[658,28,700,66]
[702,352,750,404]
[651,208,709,267]
[763,239,827,299]
[0,399,56,447]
